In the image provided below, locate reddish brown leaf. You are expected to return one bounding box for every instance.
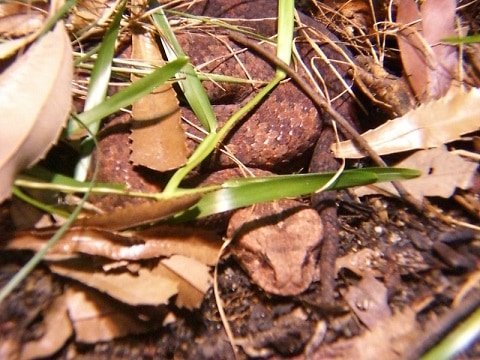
[397,0,458,100]
[75,194,200,230]
[129,29,188,171]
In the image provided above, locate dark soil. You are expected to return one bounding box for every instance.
[1,193,479,359]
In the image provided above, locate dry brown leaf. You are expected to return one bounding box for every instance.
[161,255,212,310]
[69,0,117,35]
[162,255,213,295]
[0,3,44,59]
[75,194,200,230]
[342,274,392,330]
[0,2,56,58]
[0,11,44,39]
[0,23,72,201]
[397,0,457,101]
[5,225,222,265]
[65,284,154,343]
[49,256,212,308]
[354,146,478,201]
[332,88,480,158]
[335,248,384,278]
[140,227,222,265]
[129,28,188,171]
[312,309,420,359]
[175,278,205,311]
[20,294,72,360]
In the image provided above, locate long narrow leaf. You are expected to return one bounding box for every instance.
[421,305,480,360]
[40,0,78,36]
[73,0,126,180]
[151,4,217,132]
[0,129,102,305]
[443,34,480,44]
[173,168,420,220]
[163,76,281,193]
[67,57,188,136]
[276,0,295,67]
[18,166,125,193]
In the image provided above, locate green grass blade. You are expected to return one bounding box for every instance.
[73,0,126,180]
[67,57,188,136]
[361,167,422,182]
[151,4,217,132]
[443,34,480,44]
[17,166,125,194]
[163,0,295,192]
[83,1,125,112]
[39,0,77,36]
[421,305,480,360]
[173,167,420,221]
[0,199,87,304]
[0,133,102,305]
[276,0,295,67]
[163,76,282,193]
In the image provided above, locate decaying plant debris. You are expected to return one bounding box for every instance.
[0,0,479,359]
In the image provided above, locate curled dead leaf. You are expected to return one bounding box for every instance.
[69,0,117,35]
[396,0,457,101]
[0,2,46,58]
[49,256,213,308]
[65,284,155,343]
[333,88,480,158]
[20,294,72,360]
[5,225,222,265]
[0,23,72,201]
[0,11,45,39]
[354,146,478,201]
[75,194,201,230]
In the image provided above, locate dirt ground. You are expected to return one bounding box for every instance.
[1,193,479,359]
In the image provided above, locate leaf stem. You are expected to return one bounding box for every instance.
[163,74,283,193]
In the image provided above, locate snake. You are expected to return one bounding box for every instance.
[94,0,357,303]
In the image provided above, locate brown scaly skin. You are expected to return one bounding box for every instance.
[180,0,357,303]
[93,0,357,302]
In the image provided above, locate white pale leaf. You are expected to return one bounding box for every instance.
[354,147,478,202]
[49,259,180,307]
[332,88,480,158]
[0,23,72,201]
